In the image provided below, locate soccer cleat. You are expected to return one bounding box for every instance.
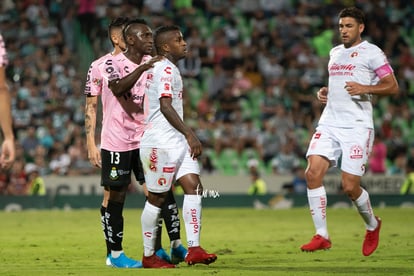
[105,254,111,266]
[185,246,217,265]
[362,216,382,256]
[156,248,172,263]
[170,244,188,264]
[300,235,332,252]
[142,254,176,268]
[109,253,143,268]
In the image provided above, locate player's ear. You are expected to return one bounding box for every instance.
[359,23,364,34]
[161,43,169,53]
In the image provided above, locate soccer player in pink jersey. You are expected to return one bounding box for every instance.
[139,25,217,268]
[0,33,15,170]
[85,18,183,268]
[300,7,398,256]
[85,16,142,268]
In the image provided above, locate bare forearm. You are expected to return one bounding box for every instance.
[109,66,147,97]
[0,86,14,140]
[350,74,399,96]
[85,97,98,146]
[160,103,192,137]
[369,74,399,95]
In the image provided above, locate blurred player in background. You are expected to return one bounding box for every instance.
[0,33,15,170]
[301,7,398,256]
[140,25,217,268]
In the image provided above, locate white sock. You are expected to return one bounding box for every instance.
[183,194,202,247]
[111,250,123,258]
[307,187,329,239]
[141,201,161,256]
[353,189,378,231]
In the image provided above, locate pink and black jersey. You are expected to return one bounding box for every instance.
[99,53,151,151]
[0,34,8,67]
[319,40,393,128]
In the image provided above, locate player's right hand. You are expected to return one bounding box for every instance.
[88,147,102,168]
[317,87,328,104]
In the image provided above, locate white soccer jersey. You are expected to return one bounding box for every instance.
[318,40,392,129]
[141,58,185,148]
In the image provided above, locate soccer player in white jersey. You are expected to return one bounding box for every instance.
[0,33,15,170]
[300,7,398,256]
[140,25,217,268]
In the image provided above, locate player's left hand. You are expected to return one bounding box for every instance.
[142,55,164,70]
[345,81,367,96]
[186,132,202,159]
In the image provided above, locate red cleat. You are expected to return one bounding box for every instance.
[185,246,217,265]
[301,235,332,252]
[142,254,176,268]
[362,216,382,256]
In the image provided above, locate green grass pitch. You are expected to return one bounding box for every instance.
[0,207,413,275]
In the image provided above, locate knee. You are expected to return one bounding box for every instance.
[108,189,127,203]
[305,167,323,184]
[341,182,360,199]
[147,191,168,208]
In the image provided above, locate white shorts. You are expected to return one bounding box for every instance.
[306,125,374,176]
[140,143,200,193]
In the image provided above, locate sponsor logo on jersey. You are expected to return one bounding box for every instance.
[314,132,322,139]
[158,177,167,186]
[92,77,102,86]
[164,66,172,74]
[149,148,157,172]
[163,167,175,173]
[164,83,170,91]
[329,63,356,71]
[161,77,172,82]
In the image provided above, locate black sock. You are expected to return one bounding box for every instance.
[154,218,163,251]
[100,205,111,256]
[105,200,124,251]
[161,189,181,242]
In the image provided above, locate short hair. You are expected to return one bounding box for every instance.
[338,7,365,24]
[108,16,129,33]
[108,17,129,46]
[123,18,148,41]
[154,25,181,54]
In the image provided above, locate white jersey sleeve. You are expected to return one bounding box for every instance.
[141,59,185,148]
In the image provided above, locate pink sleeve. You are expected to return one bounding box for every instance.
[84,60,103,96]
[375,63,393,79]
[0,34,8,67]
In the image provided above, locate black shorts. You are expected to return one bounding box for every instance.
[101,148,145,187]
